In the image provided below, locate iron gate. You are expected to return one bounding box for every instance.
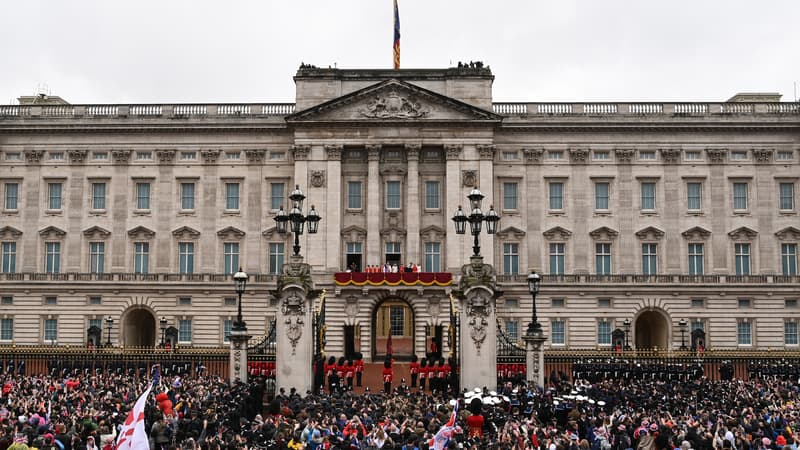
[496,318,526,385]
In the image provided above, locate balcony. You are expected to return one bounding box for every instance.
[333,272,453,287]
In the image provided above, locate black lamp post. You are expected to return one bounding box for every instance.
[525,271,542,336]
[159,316,167,347]
[623,318,631,350]
[451,187,499,257]
[679,318,688,350]
[233,268,249,331]
[275,185,321,256]
[105,316,113,347]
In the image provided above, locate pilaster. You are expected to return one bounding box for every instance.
[477,144,496,267]
[366,144,381,266]
[444,144,463,272]
[325,145,343,272]
[405,144,421,265]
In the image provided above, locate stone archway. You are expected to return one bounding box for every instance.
[634,310,669,350]
[122,307,157,347]
[372,298,416,360]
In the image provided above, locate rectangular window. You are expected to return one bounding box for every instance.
[691,299,705,308]
[180,151,197,160]
[347,181,362,209]
[134,242,149,274]
[224,297,237,307]
[44,318,58,343]
[386,181,401,209]
[178,319,192,343]
[549,243,565,275]
[389,306,405,336]
[593,151,610,160]
[270,182,285,210]
[502,151,518,161]
[225,182,240,210]
[595,182,609,210]
[179,297,192,306]
[424,242,441,272]
[225,151,241,160]
[688,243,704,275]
[45,296,57,305]
[779,182,795,210]
[597,321,611,345]
[223,242,239,275]
[269,152,285,160]
[595,243,612,275]
[0,318,12,341]
[48,182,62,210]
[135,151,152,160]
[738,298,751,308]
[640,182,656,210]
[92,182,106,210]
[685,151,702,160]
[777,151,795,161]
[598,298,611,308]
[551,298,565,308]
[548,150,563,160]
[504,320,519,342]
[49,152,64,161]
[385,242,401,264]
[731,151,747,160]
[4,152,21,161]
[88,318,101,330]
[642,243,658,275]
[93,151,108,160]
[735,243,751,275]
[136,182,150,210]
[45,242,60,273]
[4,182,18,210]
[687,182,702,211]
[89,242,105,274]
[181,183,195,210]
[223,319,233,343]
[503,243,519,275]
[639,151,656,160]
[178,242,194,274]
[551,320,565,345]
[786,322,799,346]
[690,320,705,332]
[89,296,101,305]
[1,242,16,273]
[503,182,518,210]
[268,243,285,275]
[786,299,798,308]
[737,321,752,346]
[424,181,440,209]
[733,182,748,210]
[782,243,798,276]
[549,182,563,210]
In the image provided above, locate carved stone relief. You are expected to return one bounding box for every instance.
[569,148,589,163]
[477,145,496,160]
[310,170,326,188]
[752,148,773,163]
[705,148,727,163]
[291,145,310,161]
[156,149,176,163]
[68,149,88,163]
[360,90,428,118]
[324,144,342,161]
[282,291,306,355]
[445,144,463,160]
[462,170,478,188]
[659,148,681,164]
[523,148,544,164]
[201,149,221,163]
[111,149,132,163]
[405,143,421,160]
[24,149,44,163]
[467,291,492,355]
[614,148,635,163]
[245,149,266,163]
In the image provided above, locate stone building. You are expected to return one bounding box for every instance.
[0,66,798,359]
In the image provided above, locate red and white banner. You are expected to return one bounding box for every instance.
[114,385,152,450]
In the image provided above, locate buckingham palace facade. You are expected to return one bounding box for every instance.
[0,65,798,359]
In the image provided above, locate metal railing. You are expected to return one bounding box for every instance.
[494,102,800,116]
[0,272,277,283]
[0,103,296,118]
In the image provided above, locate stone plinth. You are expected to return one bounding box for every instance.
[523,331,547,389]
[274,255,316,395]
[229,328,252,383]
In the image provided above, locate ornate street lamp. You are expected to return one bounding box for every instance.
[679,318,688,350]
[623,318,631,350]
[159,316,167,347]
[451,187,499,256]
[105,316,113,347]
[525,271,542,336]
[275,185,322,256]
[233,268,249,331]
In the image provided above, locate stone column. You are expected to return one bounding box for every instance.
[477,145,496,266]
[405,144,421,265]
[523,331,546,389]
[454,255,499,391]
[366,145,381,266]
[292,145,311,256]
[324,145,343,272]
[275,255,316,394]
[229,328,252,383]
[444,144,463,272]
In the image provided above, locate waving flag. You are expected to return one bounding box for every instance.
[393,0,400,69]
[114,384,152,450]
[429,400,459,450]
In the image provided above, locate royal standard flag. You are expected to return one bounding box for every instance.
[393,0,400,69]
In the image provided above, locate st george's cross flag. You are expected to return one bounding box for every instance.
[114,384,153,450]
[393,0,400,69]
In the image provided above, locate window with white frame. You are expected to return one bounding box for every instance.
[786,321,799,346]
[180,182,195,210]
[0,318,12,341]
[89,242,105,274]
[225,151,241,160]
[684,151,702,160]
[48,182,62,210]
[734,243,751,275]
[178,319,192,343]
[548,150,564,160]
[223,319,233,343]
[347,181,362,209]
[737,320,752,346]
[640,181,656,210]
[268,243,285,274]
[386,181,401,209]
[777,151,795,161]
[93,151,108,160]
[503,243,519,275]
[595,243,612,275]
[45,242,61,273]
[424,181,440,210]
[385,242,401,264]
[503,182,518,210]
[733,182,748,210]
[597,321,612,345]
[779,182,795,210]
[136,182,151,210]
[687,182,702,211]
[4,152,21,161]
[135,151,152,160]
[180,151,197,161]
[688,243,704,275]
[502,151,518,161]
[549,243,565,275]
[91,182,106,210]
[270,182,285,210]
[691,298,705,308]
[593,150,610,160]
[223,242,239,275]
[178,242,195,274]
[49,152,65,161]
[782,243,798,276]
[225,182,240,210]
[4,182,19,210]
[639,150,656,160]
[44,318,58,343]
[134,242,149,274]
[548,182,563,210]
[731,150,748,161]
[504,320,519,342]
[551,320,565,345]
[594,182,609,210]
[642,243,658,275]
[424,242,441,272]
[1,242,16,273]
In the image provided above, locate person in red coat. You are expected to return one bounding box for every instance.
[409,354,420,388]
[466,397,485,438]
[382,358,393,394]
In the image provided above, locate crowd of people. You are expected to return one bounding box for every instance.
[346,263,422,274]
[2,360,800,450]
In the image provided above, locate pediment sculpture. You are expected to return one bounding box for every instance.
[361,90,428,119]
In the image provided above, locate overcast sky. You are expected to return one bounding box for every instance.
[1,0,799,105]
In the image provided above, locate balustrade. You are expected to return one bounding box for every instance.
[86,105,119,116]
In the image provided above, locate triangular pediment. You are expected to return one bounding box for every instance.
[589,226,619,240]
[635,226,665,240]
[728,226,758,241]
[172,226,201,239]
[287,79,502,124]
[420,225,446,241]
[38,226,66,238]
[127,226,155,239]
[681,226,711,240]
[380,226,407,239]
[497,226,526,239]
[542,226,572,241]
[217,226,246,239]
[341,225,367,240]
[0,226,23,239]
[775,226,800,241]
[82,226,111,239]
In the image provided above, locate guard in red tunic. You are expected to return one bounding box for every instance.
[382,358,393,394]
[418,357,428,391]
[354,353,364,387]
[409,354,420,388]
[345,360,355,391]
